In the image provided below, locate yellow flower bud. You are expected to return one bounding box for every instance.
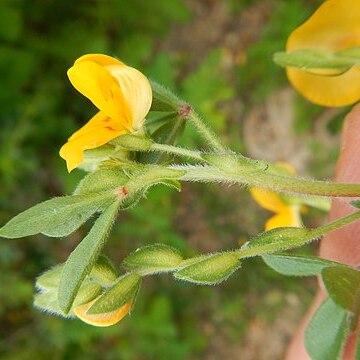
[74,298,132,327]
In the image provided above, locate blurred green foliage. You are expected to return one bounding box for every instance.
[0,0,339,358]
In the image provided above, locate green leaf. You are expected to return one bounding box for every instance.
[157,179,182,192]
[123,244,183,275]
[174,252,241,285]
[34,292,70,318]
[88,273,141,314]
[120,189,147,210]
[58,201,119,313]
[242,227,315,256]
[145,111,179,132]
[34,282,102,317]
[305,298,349,360]
[142,106,186,165]
[150,80,182,112]
[74,168,128,195]
[0,193,115,238]
[262,254,340,277]
[89,255,119,287]
[151,120,186,152]
[36,265,63,291]
[322,266,360,314]
[72,282,103,307]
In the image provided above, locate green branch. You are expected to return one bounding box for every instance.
[186,110,226,152]
[175,165,360,197]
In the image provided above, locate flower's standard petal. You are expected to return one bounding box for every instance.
[287,0,360,52]
[74,299,132,327]
[265,207,302,231]
[106,64,152,130]
[286,66,360,107]
[286,0,360,107]
[67,61,132,127]
[75,54,124,67]
[59,112,126,172]
[250,188,287,213]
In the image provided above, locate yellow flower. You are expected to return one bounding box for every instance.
[286,0,360,107]
[73,298,132,327]
[60,54,152,172]
[250,163,305,231]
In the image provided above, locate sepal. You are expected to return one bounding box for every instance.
[87,273,141,314]
[174,252,241,285]
[150,81,183,112]
[123,244,183,275]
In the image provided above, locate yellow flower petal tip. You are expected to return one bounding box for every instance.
[286,0,360,107]
[265,207,302,231]
[250,162,304,230]
[60,54,152,172]
[74,299,132,327]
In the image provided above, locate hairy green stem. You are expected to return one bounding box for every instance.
[187,110,226,152]
[312,209,360,237]
[232,210,360,259]
[150,143,204,162]
[175,165,360,197]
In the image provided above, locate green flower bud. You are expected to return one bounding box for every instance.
[175,252,241,285]
[123,244,183,275]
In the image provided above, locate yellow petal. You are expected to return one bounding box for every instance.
[59,112,126,172]
[74,54,124,67]
[265,207,302,231]
[287,0,360,52]
[106,64,152,130]
[286,0,360,107]
[68,111,126,141]
[67,61,132,128]
[275,162,296,176]
[286,67,360,107]
[74,299,132,327]
[250,187,287,213]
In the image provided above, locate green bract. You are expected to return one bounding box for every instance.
[58,201,120,313]
[174,253,241,285]
[88,273,141,315]
[123,244,183,275]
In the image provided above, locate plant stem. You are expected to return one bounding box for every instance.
[245,172,360,197]
[187,110,226,152]
[312,209,360,237]
[231,210,360,259]
[150,143,204,162]
[175,165,360,197]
